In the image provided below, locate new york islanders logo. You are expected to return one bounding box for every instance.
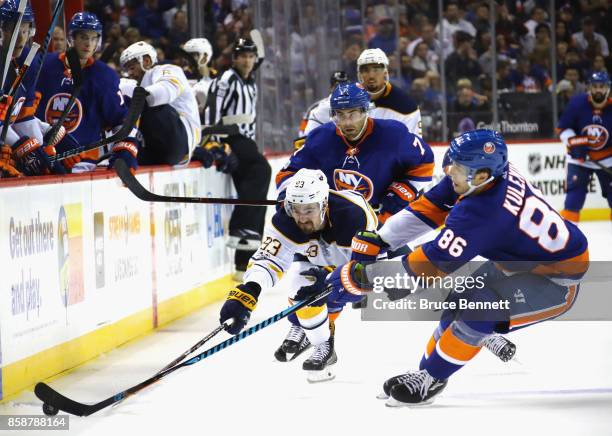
[45,93,83,133]
[581,124,609,150]
[333,169,374,201]
[483,142,496,154]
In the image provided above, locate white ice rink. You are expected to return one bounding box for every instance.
[1,222,611,436]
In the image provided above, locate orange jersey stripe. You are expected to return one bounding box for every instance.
[510,284,578,329]
[275,170,295,186]
[588,147,612,161]
[425,333,437,359]
[408,195,449,228]
[406,246,447,278]
[437,327,481,363]
[405,162,434,178]
[531,249,589,277]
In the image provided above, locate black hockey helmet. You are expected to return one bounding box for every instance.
[233,38,257,56]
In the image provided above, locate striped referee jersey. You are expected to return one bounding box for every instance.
[204,67,257,140]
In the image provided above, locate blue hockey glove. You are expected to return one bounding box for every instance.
[326,260,372,304]
[219,282,262,335]
[12,136,54,176]
[378,182,416,223]
[191,146,215,168]
[109,138,139,174]
[294,267,333,306]
[567,136,590,161]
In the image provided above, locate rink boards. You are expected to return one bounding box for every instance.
[0,140,608,401]
[0,166,235,401]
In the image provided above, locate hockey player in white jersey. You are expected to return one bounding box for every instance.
[183,37,216,114]
[116,41,200,171]
[302,48,422,138]
[218,169,378,381]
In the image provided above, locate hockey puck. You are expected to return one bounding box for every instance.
[42,403,59,416]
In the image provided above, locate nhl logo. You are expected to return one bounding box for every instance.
[528,153,542,175]
[483,142,496,154]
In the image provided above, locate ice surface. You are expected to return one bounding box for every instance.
[1,222,611,436]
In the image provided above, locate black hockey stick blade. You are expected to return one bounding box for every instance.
[34,286,331,417]
[50,86,148,162]
[44,48,83,145]
[115,159,278,206]
[201,124,239,137]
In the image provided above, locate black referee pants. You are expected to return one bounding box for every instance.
[226,134,272,269]
[138,103,189,165]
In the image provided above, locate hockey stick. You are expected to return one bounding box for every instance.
[157,324,227,374]
[0,43,40,144]
[589,158,612,177]
[249,29,265,72]
[35,287,332,416]
[49,86,148,162]
[29,0,65,90]
[0,0,27,89]
[115,158,278,206]
[44,48,83,146]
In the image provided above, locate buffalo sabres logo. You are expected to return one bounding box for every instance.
[581,124,609,150]
[45,93,83,133]
[483,141,496,154]
[333,169,374,201]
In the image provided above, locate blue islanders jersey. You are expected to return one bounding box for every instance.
[243,190,378,289]
[1,46,40,126]
[35,52,127,146]
[558,93,612,166]
[276,118,434,208]
[379,164,589,284]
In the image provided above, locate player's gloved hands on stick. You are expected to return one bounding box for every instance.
[351,230,389,263]
[326,260,371,304]
[567,136,591,161]
[0,143,22,177]
[109,138,139,175]
[206,141,239,174]
[219,282,261,335]
[294,267,333,306]
[191,146,215,168]
[12,136,55,176]
[378,182,415,223]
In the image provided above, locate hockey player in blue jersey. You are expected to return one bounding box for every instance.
[35,11,130,172]
[558,71,612,222]
[218,169,378,381]
[316,129,588,405]
[0,0,69,177]
[276,82,434,225]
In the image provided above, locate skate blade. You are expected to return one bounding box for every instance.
[385,397,435,408]
[376,392,389,400]
[306,369,336,383]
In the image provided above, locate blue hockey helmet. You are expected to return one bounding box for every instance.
[0,0,35,37]
[448,129,508,179]
[588,71,611,104]
[69,12,103,51]
[330,82,370,114]
[588,71,611,86]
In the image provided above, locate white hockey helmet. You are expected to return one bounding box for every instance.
[284,169,329,220]
[184,37,213,66]
[120,41,158,71]
[357,48,389,82]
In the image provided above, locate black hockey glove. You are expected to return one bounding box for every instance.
[219,282,262,335]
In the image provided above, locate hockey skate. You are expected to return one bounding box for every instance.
[274,325,311,362]
[385,370,447,407]
[227,229,262,251]
[303,336,337,383]
[482,334,517,362]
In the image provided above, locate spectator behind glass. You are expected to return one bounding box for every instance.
[368,17,397,55]
[168,10,189,48]
[523,7,548,38]
[563,66,587,94]
[572,16,609,57]
[444,31,481,92]
[342,42,362,81]
[125,27,142,46]
[590,54,608,75]
[435,1,476,59]
[163,0,187,29]
[472,2,490,34]
[411,41,437,77]
[131,0,168,40]
[555,20,573,46]
[52,27,66,52]
[406,22,441,62]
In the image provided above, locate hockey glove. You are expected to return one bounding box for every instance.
[567,136,591,161]
[326,260,372,304]
[219,282,262,335]
[378,182,416,223]
[0,95,13,121]
[12,136,56,176]
[351,230,389,263]
[294,267,334,306]
[191,146,215,168]
[0,144,21,177]
[205,141,239,174]
[109,138,139,175]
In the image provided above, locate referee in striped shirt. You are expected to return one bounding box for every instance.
[204,38,271,279]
